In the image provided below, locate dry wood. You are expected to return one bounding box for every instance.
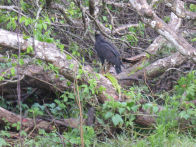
[129,0,196,62]
[0,106,54,130]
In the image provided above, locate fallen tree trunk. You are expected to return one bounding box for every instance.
[0,29,157,127]
[0,29,194,127]
[120,52,186,80]
[0,63,156,127]
[0,106,89,129]
[0,29,118,102]
[0,106,54,130]
[118,12,184,81]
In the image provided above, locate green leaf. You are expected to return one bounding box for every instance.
[37,23,43,30]
[153,106,159,113]
[42,23,47,30]
[0,76,5,81]
[0,138,8,146]
[97,117,104,125]
[24,18,31,26]
[118,108,125,114]
[190,4,196,12]
[69,63,74,69]
[10,67,16,76]
[102,16,107,22]
[19,16,25,23]
[19,59,24,65]
[131,105,139,112]
[112,114,123,126]
[191,38,196,42]
[27,46,33,53]
[179,111,190,120]
[105,111,113,119]
[104,73,121,96]
[23,34,30,40]
[127,101,135,108]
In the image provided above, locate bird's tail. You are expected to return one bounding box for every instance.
[115,60,124,74]
[115,65,122,74]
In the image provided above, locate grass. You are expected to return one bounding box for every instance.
[96,133,196,147]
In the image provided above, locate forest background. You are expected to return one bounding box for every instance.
[0,0,196,146]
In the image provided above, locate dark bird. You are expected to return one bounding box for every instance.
[95,33,123,74]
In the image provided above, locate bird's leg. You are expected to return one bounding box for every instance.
[100,61,110,74]
[105,62,111,73]
[100,64,105,74]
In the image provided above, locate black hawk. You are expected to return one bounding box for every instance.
[95,33,123,74]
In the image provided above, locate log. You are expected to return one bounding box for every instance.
[0,29,118,102]
[0,106,54,130]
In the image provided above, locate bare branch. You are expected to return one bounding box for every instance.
[165,0,196,19]
[50,2,81,26]
[125,12,182,62]
[112,24,139,34]
[0,5,27,17]
[181,0,196,4]
[129,0,196,62]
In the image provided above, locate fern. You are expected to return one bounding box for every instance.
[104,73,121,100]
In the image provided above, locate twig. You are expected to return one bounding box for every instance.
[16,1,23,146]
[73,66,84,147]
[144,71,154,97]
[0,5,27,17]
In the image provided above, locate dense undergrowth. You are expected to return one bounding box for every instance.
[0,70,195,146]
[0,0,196,146]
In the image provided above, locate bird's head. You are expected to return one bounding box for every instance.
[95,30,101,37]
[95,33,100,38]
[95,32,103,41]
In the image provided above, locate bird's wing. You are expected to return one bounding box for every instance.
[100,41,120,57]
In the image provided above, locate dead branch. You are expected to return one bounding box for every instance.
[181,0,196,4]
[165,0,196,19]
[0,106,89,130]
[0,106,54,130]
[50,2,81,26]
[112,24,139,34]
[129,0,196,62]
[0,5,27,17]
[120,12,183,80]
[106,1,131,8]
[121,52,186,80]
[125,12,182,63]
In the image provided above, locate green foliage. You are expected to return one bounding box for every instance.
[0,1,195,146]
[104,73,121,96]
[63,126,95,146]
[0,137,10,147]
[98,99,138,127]
[97,133,196,147]
[189,4,196,12]
[125,22,145,46]
[175,70,196,100]
[67,2,82,18]
[29,103,44,117]
[164,16,170,23]
[18,126,95,146]
[126,29,138,46]
[69,42,81,57]
[26,46,33,54]
[191,37,196,42]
